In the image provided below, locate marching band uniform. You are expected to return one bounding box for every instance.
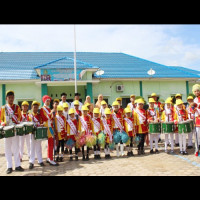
[112,101,125,157]
[102,108,114,159]
[174,100,189,155]
[63,103,69,120]
[187,96,195,149]
[55,106,67,162]
[100,100,108,119]
[19,101,31,161]
[127,95,136,112]
[124,108,135,157]
[67,108,79,161]
[73,100,82,121]
[40,95,59,166]
[193,84,200,156]
[134,99,148,155]
[1,90,23,174]
[29,101,45,169]
[92,108,103,159]
[161,99,175,153]
[78,106,94,161]
[147,98,160,154]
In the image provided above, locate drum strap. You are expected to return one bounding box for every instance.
[67,119,77,135]
[31,114,40,127]
[5,104,19,124]
[102,118,112,142]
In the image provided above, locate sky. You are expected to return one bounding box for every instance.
[0,24,200,71]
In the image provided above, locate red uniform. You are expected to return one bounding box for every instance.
[67,118,78,141]
[112,110,124,131]
[124,117,135,137]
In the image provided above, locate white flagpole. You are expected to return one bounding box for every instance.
[74,24,78,93]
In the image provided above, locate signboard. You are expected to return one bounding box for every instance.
[41,69,82,82]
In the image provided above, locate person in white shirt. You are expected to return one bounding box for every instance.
[59,93,70,108]
[71,93,83,110]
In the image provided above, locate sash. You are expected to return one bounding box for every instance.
[31,114,40,127]
[149,109,157,117]
[135,109,146,124]
[124,118,134,130]
[67,119,77,135]
[80,117,90,135]
[43,107,51,120]
[92,118,101,131]
[56,116,65,130]
[22,113,29,122]
[102,118,113,142]
[112,114,123,132]
[6,105,19,124]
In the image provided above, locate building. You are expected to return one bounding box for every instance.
[0,52,199,107]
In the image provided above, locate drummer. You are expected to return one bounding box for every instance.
[192,84,200,156]
[174,99,189,155]
[186,96,195,149]
[19,101,31,162]
[161,99,175,154]
[29,101,45,170]
[147,98,160,154]
[1,90,24,174]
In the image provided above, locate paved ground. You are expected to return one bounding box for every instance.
[1,135,200,176]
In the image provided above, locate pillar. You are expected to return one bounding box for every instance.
[139,81,143,97]
[2,84,6,106]
[86,83,93,103]
[41,84,48,105]
[186,81,189,97]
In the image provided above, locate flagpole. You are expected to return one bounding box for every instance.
[74,24,78,93]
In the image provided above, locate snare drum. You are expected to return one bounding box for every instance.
[149,122,161,134]
[178,121,191,134]
[34,127,48,140]
[3,126,15,138]
[15,124,25,136]
[0,126,4,139]
[187,119,194,131]
[162,122,174,134]
[23,122,34,135]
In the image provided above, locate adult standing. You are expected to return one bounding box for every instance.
[71,93,83,110]
[95,94,104,109]
[1,91,24,174]
[59,93,70,108]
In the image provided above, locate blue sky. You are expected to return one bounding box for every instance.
[0,24,199,71]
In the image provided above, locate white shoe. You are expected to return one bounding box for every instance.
[47,158,59,166]
[116,145,120,157]
[120,144,125,156]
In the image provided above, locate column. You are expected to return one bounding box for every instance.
[186,81,189,97]
[86,83,93,103]
[2,84,6,106]
[41,84,48,105]
[139,81,143,97]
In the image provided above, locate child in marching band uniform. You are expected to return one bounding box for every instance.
[78,105,94,161]
[174,99,189,155]
[161,99,175,153]
[116,98,125,115]
[63,103,69,120]
[20,101,31,162]
[1,90,24,174]
[86,103,93,118]
[74,100,82,121]
[100,100,108,118]
[92,108,103,159]
[103,108,114,159]
[192,84,200,156]
[124,107,135,157]
[29,101,45,170]
[67,108,79,161]
[40,95,59,166]
[127,95,136,112]
[187,96,195,149]
[147,98,160,154]
[134,99,148,155]
[112,101,125,157]
[55,105,67,162]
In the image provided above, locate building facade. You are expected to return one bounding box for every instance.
[0,52,199,108]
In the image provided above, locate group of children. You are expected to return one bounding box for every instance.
[1,83,200,174]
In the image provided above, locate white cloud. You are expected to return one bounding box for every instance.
[0,24,199,70]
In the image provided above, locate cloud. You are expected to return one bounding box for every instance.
[0,24,199,70]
